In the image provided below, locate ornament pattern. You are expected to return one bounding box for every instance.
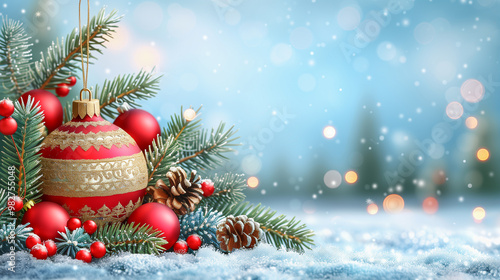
[62,197,142,225]
[42,129,136,151]
[65,120,111,127]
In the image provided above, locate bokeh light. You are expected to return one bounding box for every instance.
[247,176,259,188]
[367,203,379,215]
[133,45,162,71]
[383,194,405,214]
[183,108,197,121]
[323,125,336,139]
[472,207,486,222]
[446,102,464,119]
[476,148,490,161]
[344,171,358,184]
[432,170,447,185]
[461,79,485,103]
[323,170,342,189]
[422,197,439,214]
[465,116,478,129]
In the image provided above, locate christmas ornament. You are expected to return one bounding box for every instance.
[75,248,92,263]
[67,218,82,231]
[127,202,180,250]
[18,89,63,132]
[30,244,48,260]
[39,90,148,226]
[146,167,203,215]
[56,83,70,97]
[21,201,70,241]
[173,240,188,254]
[43,240,57,257]
[67,76,77,87]
[26,233,42,250]
[113,103,161,151]
[0,117,17,135]
[90,241,106,258]
[7,196,23,212]
[216,215,262,252]
[186,234,202,250]
[83,220,97,235]
[201,180,215,197]
[0,99,14,117]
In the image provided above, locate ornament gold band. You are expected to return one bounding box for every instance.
[42,128,137,151]
[65,120,111,128]
[41,152,147,197]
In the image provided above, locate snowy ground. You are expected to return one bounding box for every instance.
[2,201,500,280]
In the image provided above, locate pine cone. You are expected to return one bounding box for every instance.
[146,167,203,215]
[216,215,262,252]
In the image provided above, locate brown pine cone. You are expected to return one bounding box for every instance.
[146,167,203,215]
[216,215,262,252]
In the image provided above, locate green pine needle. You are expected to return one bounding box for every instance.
[179,207,223,249]
[198,173,247,211]
[166,106,202,145]
[0,222,33,253]
[146,133,177,185]
[55,227,92,258]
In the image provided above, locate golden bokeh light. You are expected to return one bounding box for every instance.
[422,197,439,214]
[344,171,358,184]
[476,148,490,161]
[247,176,259,188]
[183,108,197,121]
[323,125,336,139]
[472,207,486,222]
[465,116,478,129]
[383,194,405,214]
[367,203,379,215]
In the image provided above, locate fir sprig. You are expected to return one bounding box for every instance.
[179,207,223,249]
[0,17,32,97]
[221,202,315,253]
[0,222,32,253]
[198,173,247,211]
[166,106,202,145]
[146,133,177,185]
[94,222,167,255]
[55,227,92,258]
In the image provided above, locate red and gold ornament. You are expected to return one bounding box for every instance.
[39,91,148,226]
[75,249,92,263]
[18,89,63,132]
[22,202,70,241]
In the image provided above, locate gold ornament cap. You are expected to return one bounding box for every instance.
[73,89,100,119]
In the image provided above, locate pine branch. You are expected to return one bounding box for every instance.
[166,106,202,145]
[198,173,247,211]
[179,207,223,249]
[30,8,122,89]
[55,227,92,258]
[221,202,315,253]
[97,69,161,119]
[94,222,167,255]
[63,101,72,123]
[177,122,239,171]
[145,133,178,186]
[0,97,44,224]
[0,17,32,97]
[0,222,32,253]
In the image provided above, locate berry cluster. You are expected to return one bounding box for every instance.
[55,76,77,97]
[0,99,17,135]
[174,234,202,254]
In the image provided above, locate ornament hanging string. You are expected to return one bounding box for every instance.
[79,0,92,100]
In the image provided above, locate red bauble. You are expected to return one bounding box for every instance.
[31,244,48,260]
[43,240,57,257]
[0,117,17,135]
[67,76,77,87]
[21,201,70,241]
[173,240,188,254]
[90,241,106,258]
[75,249,92,263]
[186,234,202,250]
[26,234,42,250]
[67,218,82,231]
[0,99,14,117]
[201,180,215,197]
[113,108,161,151]
[18,89,63,132]
[55,83,70,97]
[127,203,180,250]
[83,220,98,235]
[7,196,23,212]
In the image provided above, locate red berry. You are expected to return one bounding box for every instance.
[30,244,48,260]
[186,234,202,250]
[67,218,82,231]
[173,240,188,254]
[0,99,15,117]
[75,249,92,263]
[43,240,57,257]
[66,76,77,87]
[7,196,23,212]
[0,117,17,135]
[55,83,70,97]
[201,180,215,197]
[26,233,42,250]
[83,220,97,235]
[90,241,106,258]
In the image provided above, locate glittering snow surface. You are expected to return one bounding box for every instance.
[2,207,500,280]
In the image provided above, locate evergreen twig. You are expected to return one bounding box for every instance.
[166,106,202,145]
[179,207,223,249]
[55,227,92,258]
[0,222,32,253]
[145,133,177,185]
[198,173,247,211]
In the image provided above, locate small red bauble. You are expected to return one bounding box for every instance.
[18,89,63,132]
[83,220,98,235]
[43,240,57,257]
[26,233,42,250]
[31,244,48,260]
[67,76,77,87]
[127,202,180,250]
[113,108,161,151]
[0,99,15,117]
[55,83,70,97]
[21,201,70,241]
[75,249,92,263]
[0,117,17,135]
[90,241,106,258]
[186,234,202,250]
[7,196,23,212]
[173,240,188,254]
[201,180,215,197]
[67,218,82,231]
